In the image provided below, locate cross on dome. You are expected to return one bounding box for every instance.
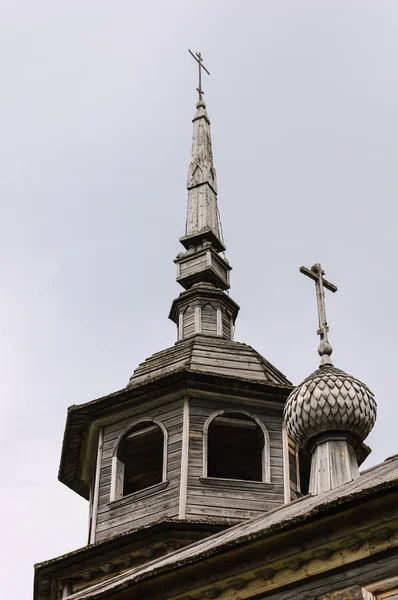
[300,263,337,367]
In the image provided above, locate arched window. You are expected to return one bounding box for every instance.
[110,419,167,501]
[203,411,270,483]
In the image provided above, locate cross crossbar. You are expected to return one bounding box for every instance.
[299,266,337,293]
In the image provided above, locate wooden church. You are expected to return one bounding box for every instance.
[34,54,398,600]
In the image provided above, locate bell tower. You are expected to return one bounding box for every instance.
[34,54,294,600]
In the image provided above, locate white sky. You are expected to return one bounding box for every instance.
[1,1,398,597]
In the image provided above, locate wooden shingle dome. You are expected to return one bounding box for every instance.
[283,365,377,448]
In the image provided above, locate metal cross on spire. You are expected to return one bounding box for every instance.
[300,263,338,366]
[188,49,210,102]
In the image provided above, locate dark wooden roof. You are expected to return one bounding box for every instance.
[128,335,291,388]
[56,454,398,599]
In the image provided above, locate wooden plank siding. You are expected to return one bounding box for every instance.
[94,398,184,542]
[182,306,195,338]
[186,397,285,521]
[221,310,231,339]
[179,254,208,279]
[201,303,217,336]
[211,257,228,284]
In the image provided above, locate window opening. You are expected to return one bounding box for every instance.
[298,447,311,496]
[207,412,264,481]
[364,577,398,600]
[116,421,164,497]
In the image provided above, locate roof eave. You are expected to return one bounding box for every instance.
[52,457,398,599]
[58,369,292,499]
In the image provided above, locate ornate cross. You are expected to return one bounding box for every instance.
[300,263,337,366]
[188,49,210,102]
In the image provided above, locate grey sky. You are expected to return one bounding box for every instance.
[1,1,398,597]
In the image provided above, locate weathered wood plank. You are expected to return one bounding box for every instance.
[95,504,180,541]
[97,486,180,520]
[186,494,281,511]
[103,401,184,439]
[186,504,258,519]
[190,488,284,502]
[96,498,180,533]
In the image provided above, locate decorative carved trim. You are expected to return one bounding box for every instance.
[201,589,220,599]
[99,564,113,574]
[312,548,333,560]
[225,578,247,590]
[340,537,362,552]
[171,524,398,600]
[255,568,275,580]
[372,527,392,541]
[284,558,305,571]
[141,547,156,559]
[163,541,181,554]
[81,570,95,582]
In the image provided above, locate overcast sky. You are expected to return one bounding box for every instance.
[1,1,398,597]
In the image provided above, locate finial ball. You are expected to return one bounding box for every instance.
[318,341,333,357]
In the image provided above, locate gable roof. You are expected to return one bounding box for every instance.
[63,454,398,599]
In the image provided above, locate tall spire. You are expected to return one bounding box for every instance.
[184,98,221,246]
[169,52,239,341]
[181,50,223,254]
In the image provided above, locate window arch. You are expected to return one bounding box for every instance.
[203,410,270,483]
[110,418,168,501]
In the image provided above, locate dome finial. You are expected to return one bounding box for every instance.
[300,263,337,367]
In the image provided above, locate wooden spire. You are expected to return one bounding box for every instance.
[169,58,239,341]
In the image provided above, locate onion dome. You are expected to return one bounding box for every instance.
[283,263,377,452]
[283,364,377,448]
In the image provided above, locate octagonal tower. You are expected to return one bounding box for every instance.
[41,82,295,600]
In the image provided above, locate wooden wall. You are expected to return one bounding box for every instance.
[201,303,217,336]
[221,311,231,339]
[94,398,184,543]
[182,306,195,338]
[186,397,285,522]
[93,392,286,543]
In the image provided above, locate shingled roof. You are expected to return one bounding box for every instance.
[50,454,398,600]
[128,335,291,388]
